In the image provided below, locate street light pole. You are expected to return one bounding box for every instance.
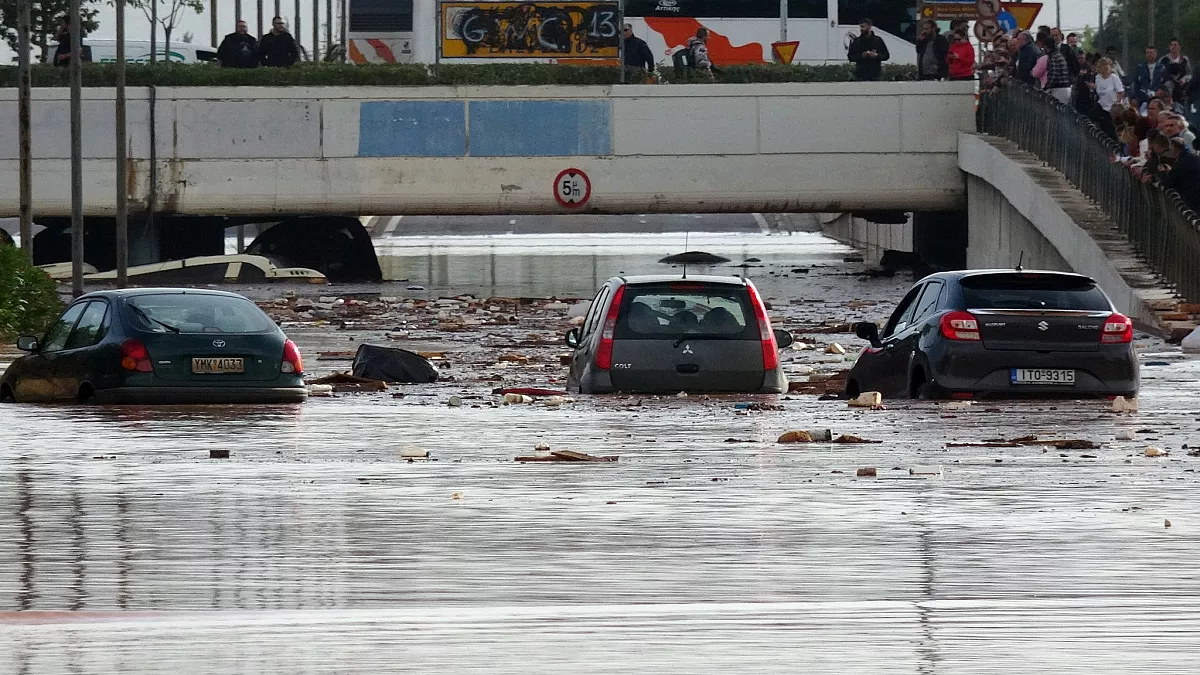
[17,0,33,260]
[312,0,319,60]
[211,0,218,50]
[258,0,264,39]
[294,0,301,55]
[780,0,787,43]
[70,0,84,297]
[116,0,129,287]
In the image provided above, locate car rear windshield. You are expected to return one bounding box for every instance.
[614,283,756,340]
[126,294,276,334]
[960,274,1111,311]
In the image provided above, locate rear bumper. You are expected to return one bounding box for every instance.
[928,343,1138,397]
[93,386,308,404]
[578,367,786,394]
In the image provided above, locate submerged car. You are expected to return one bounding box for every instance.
[846,270,1139,399]
[564,275,793,394]
[1,289,307,404]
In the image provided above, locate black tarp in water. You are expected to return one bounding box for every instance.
[351,344,439,383]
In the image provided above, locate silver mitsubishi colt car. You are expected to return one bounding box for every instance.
[564,275,793,394]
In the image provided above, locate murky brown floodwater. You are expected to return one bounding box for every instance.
[3,231,1200,673]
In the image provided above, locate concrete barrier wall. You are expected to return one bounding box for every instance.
[0,82,976,217]
[958,132,1179,331]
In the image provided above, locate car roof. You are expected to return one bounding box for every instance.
[916,269,1098,285]
[76,288,254,301]
[616,274,750,286]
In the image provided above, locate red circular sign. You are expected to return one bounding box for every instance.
[553,168,592,209]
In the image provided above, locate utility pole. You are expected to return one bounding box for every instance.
[339,0,347,62]
[116,0,129,287]
[1149,0,1156,47]
[151,0,158,63]
[70,0,84,297]
[17,0,33,260]
[211,0,218,49]
[779,0,787,43]
[312,0,319,60]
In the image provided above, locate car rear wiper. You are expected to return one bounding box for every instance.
[672,335,737,348]
[128,305,181,334]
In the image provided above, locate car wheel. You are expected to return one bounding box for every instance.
[77,384,96,404]
[916,381,949,400]
[0,384,14,403]
[845,379,861,399]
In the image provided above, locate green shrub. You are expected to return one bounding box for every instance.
[0,244,63,342]
[0,62,915,88]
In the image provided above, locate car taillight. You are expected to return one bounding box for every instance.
[595,285,626,370]
[120,338,153,372]
[1101,313,1133,344]
[940,311,981,341]
[281,339,304,374]
[747,282,779,371]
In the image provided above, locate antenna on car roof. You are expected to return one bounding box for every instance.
[1016,250,1025,273]
[682,230,690,279]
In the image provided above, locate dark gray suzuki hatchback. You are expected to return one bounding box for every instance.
[564,275,793,394]
[847,270,1139,399]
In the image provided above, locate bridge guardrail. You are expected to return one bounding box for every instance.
[978,84,1200,304]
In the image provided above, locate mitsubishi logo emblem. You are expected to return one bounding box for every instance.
[681,344,694,354]
[1037,321,1050,331]
[212,339,226,347]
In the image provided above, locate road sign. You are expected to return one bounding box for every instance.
[996,9,1018,31]
[1002,2,1043,30]
[974,18,1002,42]
[554,168,592,209]
[919,3,978,20]
[771,41,799,65]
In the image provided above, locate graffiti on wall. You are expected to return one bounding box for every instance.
[441,2,620,58]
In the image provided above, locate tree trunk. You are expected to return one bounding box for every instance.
[164,26,172,62]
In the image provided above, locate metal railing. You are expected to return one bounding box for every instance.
[978,84,1200,303]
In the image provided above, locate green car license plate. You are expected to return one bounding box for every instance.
[192,357,245,374]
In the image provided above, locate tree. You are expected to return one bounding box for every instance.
[126,0,203,62]
[0,0,99,62]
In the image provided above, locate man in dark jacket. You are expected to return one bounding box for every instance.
[53,16,89,67]
[1050,27,1081,78]
[622,24,655,75]
[1015,31,1040,85]
[847,19,889,81]
[217,20,259,68]
[1156,136,1200,211]
[259,16,300,67]
[915,19,949,80]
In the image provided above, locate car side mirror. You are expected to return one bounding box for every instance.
[773,328,794,349]
[855,322,882,348]
[16,336,39,352]
[565,327,581,349]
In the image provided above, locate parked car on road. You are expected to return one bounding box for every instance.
[846,270,1139,400]
[1,289,306,404]
[564,275,793,394]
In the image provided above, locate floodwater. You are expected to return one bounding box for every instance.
[4,228,1200,673]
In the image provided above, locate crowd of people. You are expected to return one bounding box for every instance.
[976,26,1199,211]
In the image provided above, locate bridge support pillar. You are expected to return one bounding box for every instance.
[129,217,161,267]
[912,210,968,271]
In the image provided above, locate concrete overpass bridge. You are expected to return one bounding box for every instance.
[0,81,973,218]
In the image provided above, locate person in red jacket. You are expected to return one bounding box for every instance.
[946,29,976,80]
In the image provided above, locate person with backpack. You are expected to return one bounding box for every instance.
[847,18,889,81]
[673,27,720,80]
[217,20,259,68]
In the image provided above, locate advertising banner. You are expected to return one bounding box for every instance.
[441,1,621,59]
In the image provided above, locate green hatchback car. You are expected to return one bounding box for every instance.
[1,289,307,404]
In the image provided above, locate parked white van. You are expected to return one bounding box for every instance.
[87,40,218,64]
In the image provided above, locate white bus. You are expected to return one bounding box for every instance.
[345,0,916,66]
